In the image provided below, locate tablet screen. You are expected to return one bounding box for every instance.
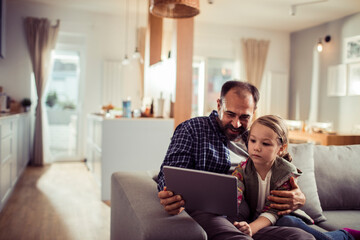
[163,166,238,216]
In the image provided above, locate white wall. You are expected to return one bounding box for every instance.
[1,1,290,159]
[290,13,360,133]
[0,1,146,158]
[148,20,291,118]
[193,22,290,118]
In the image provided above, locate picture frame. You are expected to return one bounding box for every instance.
[327,64,347,97]
[344,35,360,63]
[347,62,360,96]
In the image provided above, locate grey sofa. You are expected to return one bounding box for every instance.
[111,143,360,240]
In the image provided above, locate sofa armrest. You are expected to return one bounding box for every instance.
[111,171,207,240]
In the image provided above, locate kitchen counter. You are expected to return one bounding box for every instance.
[86,114,174,200]
[0,112,30,118]
[289,130,360,145]
[0,112,19,118]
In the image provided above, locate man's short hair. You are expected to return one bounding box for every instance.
[220,80,260,109]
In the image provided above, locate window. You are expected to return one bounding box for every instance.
[192,58,205,117]
[192,58,235,117]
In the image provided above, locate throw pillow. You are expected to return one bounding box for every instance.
[288,143,327,223]
[314,144,360,210]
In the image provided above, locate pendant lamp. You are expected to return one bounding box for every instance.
[122,0,130,65]
[150,0,200,19]
[132,0,142,60]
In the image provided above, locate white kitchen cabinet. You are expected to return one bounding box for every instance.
[17,113,31,177]
[86,114,174,200]
[0,113,31,212]
[86,114,103,186]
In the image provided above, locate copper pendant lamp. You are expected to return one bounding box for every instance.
[150,0,200,18]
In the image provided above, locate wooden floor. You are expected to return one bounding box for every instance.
[0,162,110,240]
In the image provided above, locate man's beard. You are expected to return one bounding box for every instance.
[222,123,246,141]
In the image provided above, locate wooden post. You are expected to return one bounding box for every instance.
[174,18,194,128]
[148,13,162,65]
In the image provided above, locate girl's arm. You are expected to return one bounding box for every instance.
[255,178,295,227]
[249,216,272,235]
[232,161,247,207]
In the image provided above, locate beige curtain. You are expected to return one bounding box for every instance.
[24,17,60,166]
[242,38,270,89]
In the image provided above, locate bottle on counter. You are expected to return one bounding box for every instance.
[122,98,132,118]
[169,94,174,118]
[150,99,154,116]
[0,86,9,113]
[156,92,165,118]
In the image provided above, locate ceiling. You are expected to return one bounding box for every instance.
[19,0,360,32]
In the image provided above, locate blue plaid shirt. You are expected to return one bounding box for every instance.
[157,110,233,191]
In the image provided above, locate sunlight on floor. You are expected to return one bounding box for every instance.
[36,163,110,240]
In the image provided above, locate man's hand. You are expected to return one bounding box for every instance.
[233,221,252,236]
[158,186,185,215]
[268,177,306,215]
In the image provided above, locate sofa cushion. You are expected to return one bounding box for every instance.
[313,144,360,210]
[288,143,326,223]
[318,210,360,231]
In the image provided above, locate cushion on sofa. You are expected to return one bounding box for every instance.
[288,143,326,223]
[313,144,360,210]
[318,210,360,231]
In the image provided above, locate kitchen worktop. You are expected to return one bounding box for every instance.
[86,114,174,200]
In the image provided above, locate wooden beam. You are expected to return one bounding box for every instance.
[148,13,162,65]
[174,18,194,128]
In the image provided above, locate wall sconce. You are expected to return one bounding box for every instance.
[317,35,331,52]
[317,38,323,52]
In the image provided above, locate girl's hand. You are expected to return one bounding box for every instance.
[234,221,252,236]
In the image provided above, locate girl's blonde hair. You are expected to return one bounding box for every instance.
[250,115,292,162]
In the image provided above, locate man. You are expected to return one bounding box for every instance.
[157,80,314,240]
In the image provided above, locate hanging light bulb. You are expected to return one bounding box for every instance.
[317,38,323,52]
[122,0,130,65]
[132,47,141,59]
[122,54,130,65]
[132,0,141,60]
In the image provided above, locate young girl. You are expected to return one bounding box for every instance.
[231,115,360,240]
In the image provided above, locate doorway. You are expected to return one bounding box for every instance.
[191,57,236,117]
[45,49,81,161]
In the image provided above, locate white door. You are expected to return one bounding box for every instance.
[45,49,81,161]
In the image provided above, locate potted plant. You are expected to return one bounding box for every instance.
[21,98,32,112]
[46,91,58,107]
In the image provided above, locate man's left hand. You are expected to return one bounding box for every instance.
[268,177,306,215]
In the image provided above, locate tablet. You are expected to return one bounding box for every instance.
[163,166,238,216]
